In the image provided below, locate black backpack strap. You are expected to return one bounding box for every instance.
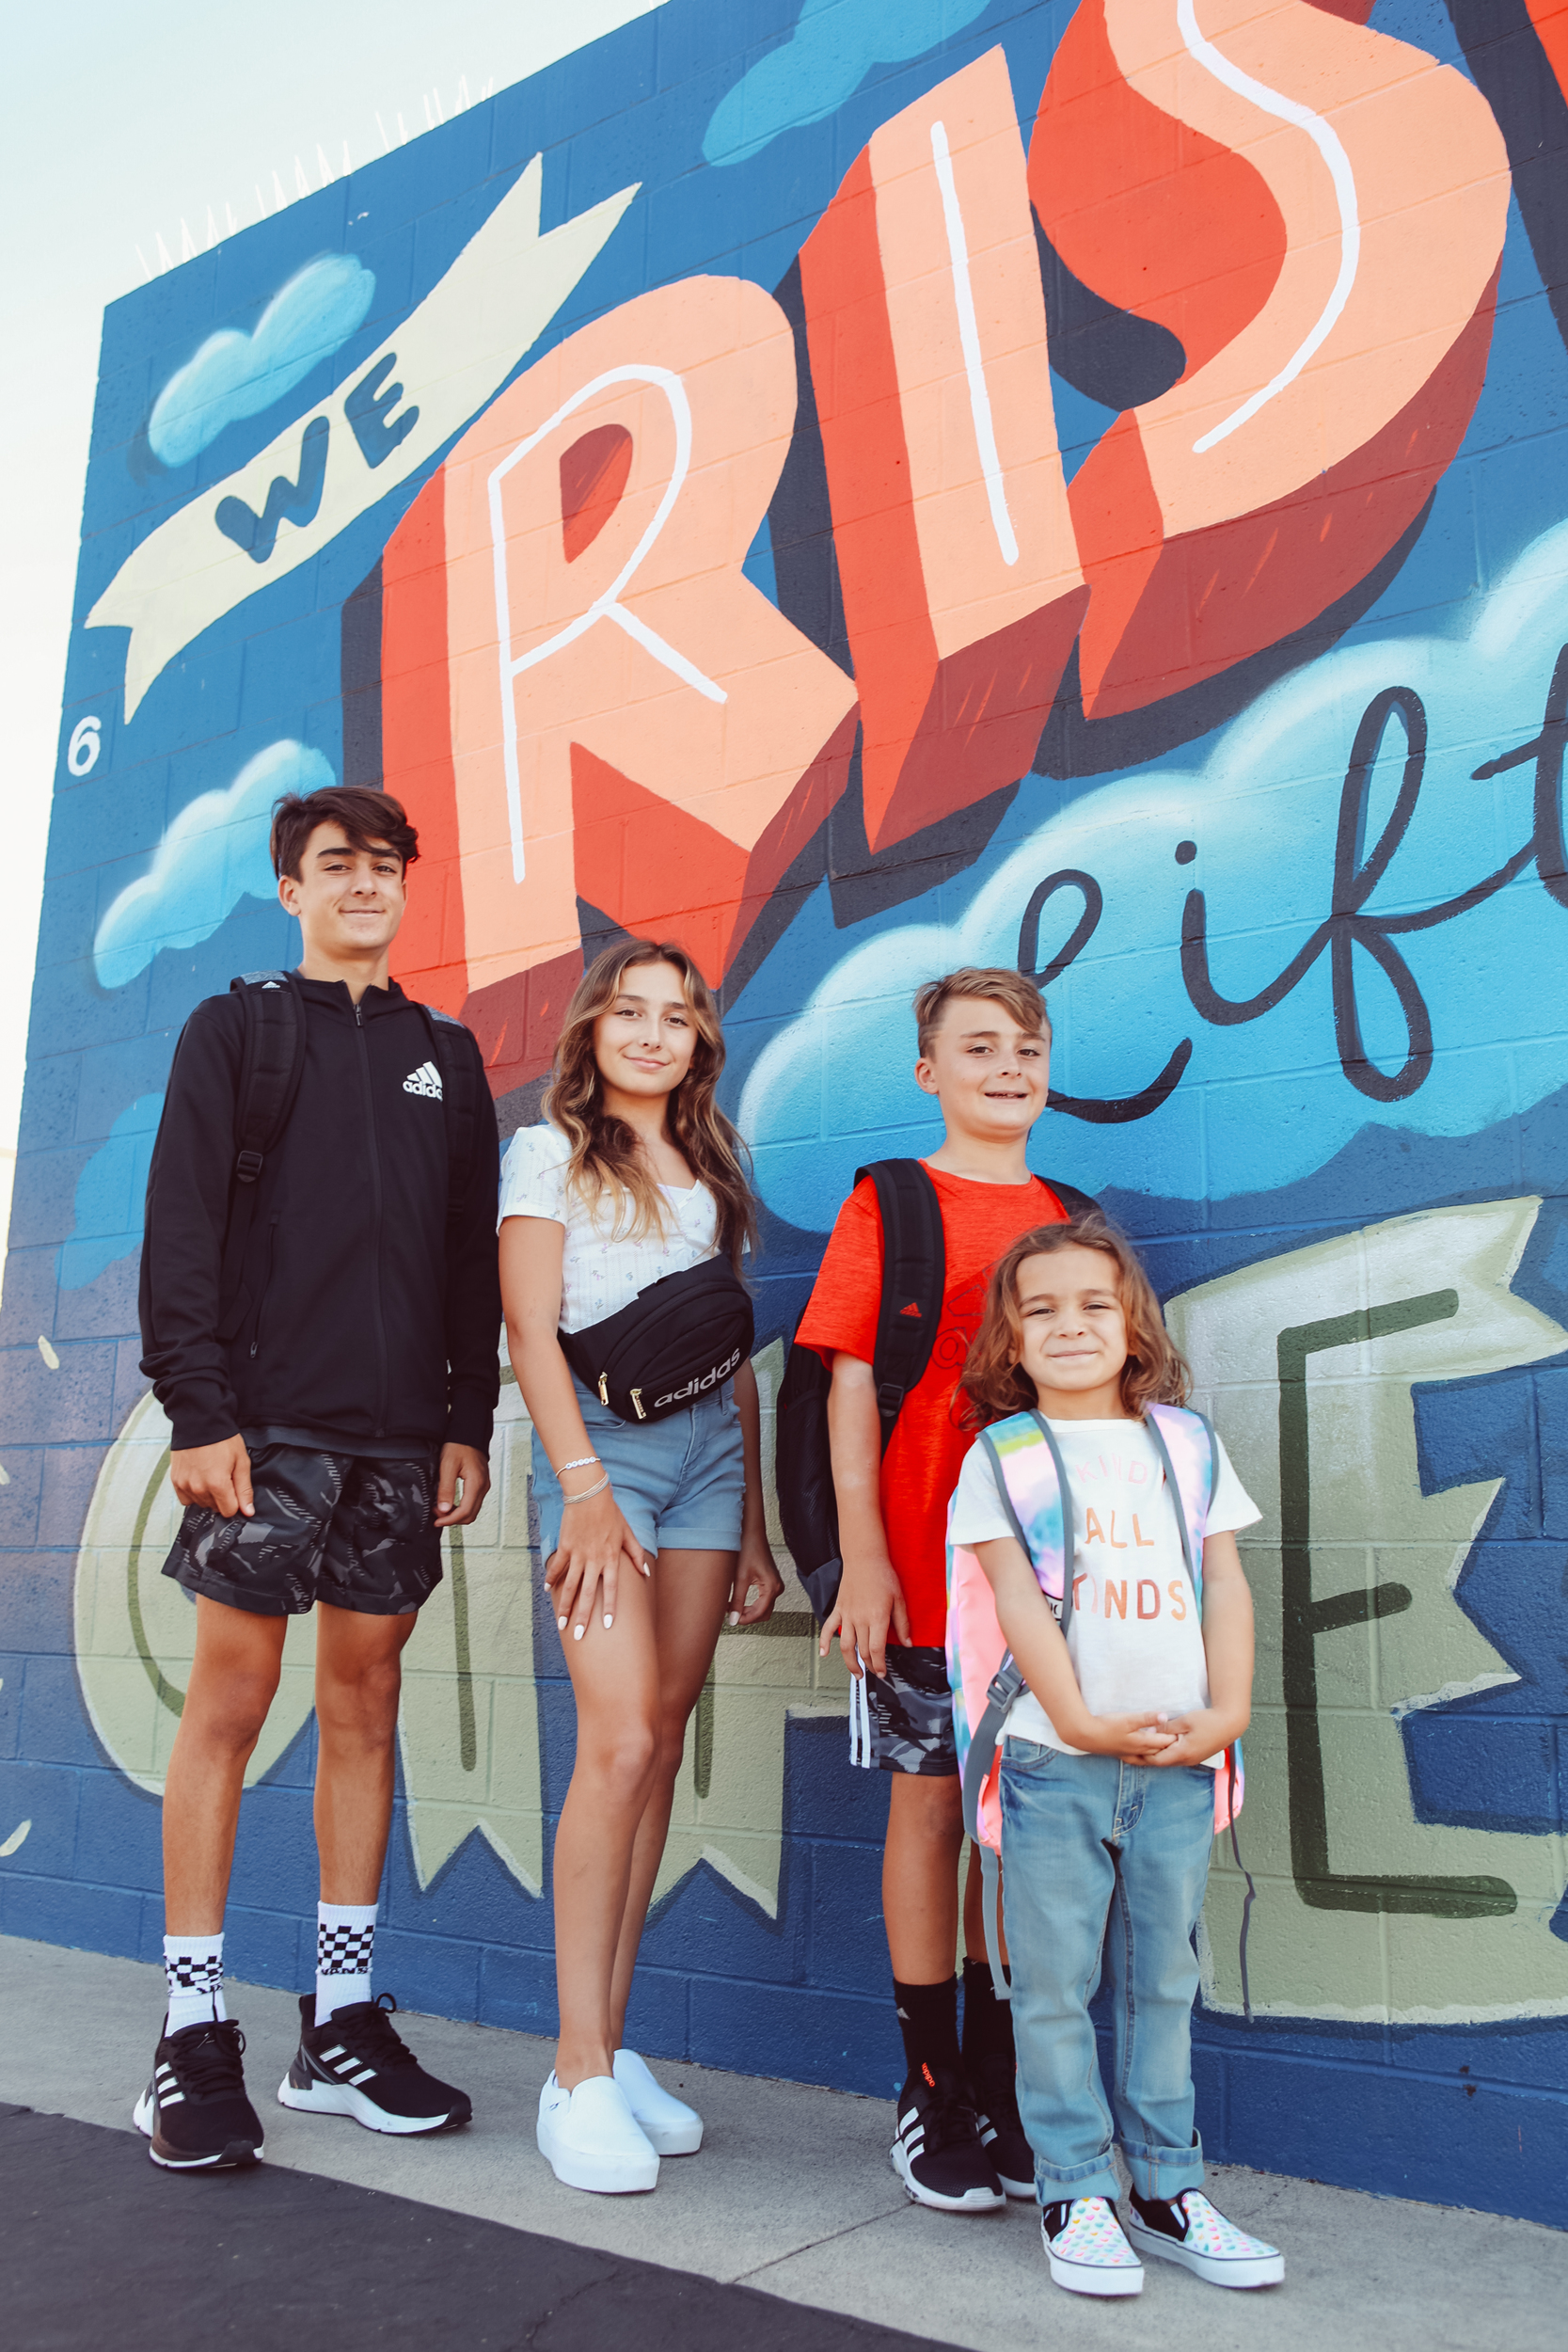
[221,972,307,1309]
[854,1159,945,1454]
[419,1003,479,1220]
[1041,1178,1099,1217]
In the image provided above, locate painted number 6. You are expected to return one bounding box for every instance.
[67,716,102,776]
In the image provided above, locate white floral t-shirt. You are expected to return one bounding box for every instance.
[497,1122,720,1334]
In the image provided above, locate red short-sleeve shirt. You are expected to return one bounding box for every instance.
[794,1166,1068,1645]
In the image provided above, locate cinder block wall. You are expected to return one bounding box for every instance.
[4,0,1567,2231]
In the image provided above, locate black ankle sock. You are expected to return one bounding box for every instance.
[960,1956,1016,2070]
[894,1976,962,2086]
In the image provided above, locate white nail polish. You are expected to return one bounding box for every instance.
[727,1612,738,1627]
[603,1613,613,1629]
[573,1624,584,1641]
[557,1616,567,1629]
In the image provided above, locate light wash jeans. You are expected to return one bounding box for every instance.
[999,1738,1216,2204]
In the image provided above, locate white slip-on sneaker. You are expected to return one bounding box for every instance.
[1041,2197,1145,2296]
[613,2048,703,2155]
[536,2071,659,2194]
[1125,2187,1285,2288]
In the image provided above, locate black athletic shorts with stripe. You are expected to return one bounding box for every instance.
[162,1441,443,1618]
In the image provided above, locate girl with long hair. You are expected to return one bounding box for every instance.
[500,940,782,2195]
[948,1213,1284,2297]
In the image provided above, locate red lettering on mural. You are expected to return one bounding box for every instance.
[1031,0,1510,719]
[1527,4,1568,101]
[1104,1578,1128,1619]
[1137,1579,1161,1619]
[383,278,859,1090]
[800,50,1087,850]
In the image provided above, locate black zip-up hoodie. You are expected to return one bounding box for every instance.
[139,976,501,1455]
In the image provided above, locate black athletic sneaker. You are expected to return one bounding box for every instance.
[133,2017,264,2170]
[890,2064,1006,2212]
[277,1993,472,2135]
[969,2051,1034,2199]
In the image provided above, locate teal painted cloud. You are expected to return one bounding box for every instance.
[94,739,332,992]
[703,0,994,166]
[57,1094,165,1291]
[739,517,1568,1222]
[148,254,375,468]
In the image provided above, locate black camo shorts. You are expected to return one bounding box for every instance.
[162,1442,443,1618]
[863,1643,958,1776]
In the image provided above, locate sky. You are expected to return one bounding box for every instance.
[0,0,669,1233]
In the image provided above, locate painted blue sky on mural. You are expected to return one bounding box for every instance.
[740,515,1568,1216]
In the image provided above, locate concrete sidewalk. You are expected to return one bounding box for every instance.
[3,1934,1562,2351]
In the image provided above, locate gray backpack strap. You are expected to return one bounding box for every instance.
[959,1419,1073,2002]
[979,1838,1009,2006]
[1142,1405,1216,1599]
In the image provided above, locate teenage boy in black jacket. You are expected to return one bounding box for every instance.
[132,785,501,2171]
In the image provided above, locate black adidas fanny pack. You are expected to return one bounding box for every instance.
[559,1256,755,1424]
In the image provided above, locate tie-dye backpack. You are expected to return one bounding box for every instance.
[946,1401,1246,1998]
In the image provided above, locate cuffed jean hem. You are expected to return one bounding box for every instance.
[1034,2151,1123,2205]
[1120,2130,1205,2201]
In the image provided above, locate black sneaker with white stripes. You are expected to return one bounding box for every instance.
[890,2064,1006,2212]
[133,2017,264,2170]
[969,2051,1035,2199]
[277,1993,472,2135]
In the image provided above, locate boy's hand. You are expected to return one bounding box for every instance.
[170,1435,253,1519]
[821,1552,911,1677]
[1149,1706,1243,1768]
[434,1442,490,1527]
[1071,1710,1180,1763]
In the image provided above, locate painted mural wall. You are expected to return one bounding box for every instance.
[2,0,1566,2229]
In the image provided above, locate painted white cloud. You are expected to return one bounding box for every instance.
[94,739,330,990]
[739,517,1568,1227]
[148,254,375,468]
[703,0,993,167]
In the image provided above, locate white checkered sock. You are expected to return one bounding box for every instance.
[315,1900,377,2026]
[164,1931,226,2033]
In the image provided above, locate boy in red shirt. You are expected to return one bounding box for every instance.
[796,968,1071,2211]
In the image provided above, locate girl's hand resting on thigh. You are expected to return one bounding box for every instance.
[727,1530,784,1628]
[546,1486,650,1641]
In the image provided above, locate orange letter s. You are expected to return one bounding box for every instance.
[1031,0,1510,720]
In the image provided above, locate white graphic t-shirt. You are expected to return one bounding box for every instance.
[497,1122,720,1334]
[948,1417,1259,1768]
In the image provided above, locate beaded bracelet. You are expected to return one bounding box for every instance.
[560,1473,610,1504]
[556,1454,601,1473]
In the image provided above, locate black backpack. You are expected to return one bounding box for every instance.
[774,1159,1099,1623]
[216,970,481,1318]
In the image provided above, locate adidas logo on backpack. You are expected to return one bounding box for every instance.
[403,1061,443,1101]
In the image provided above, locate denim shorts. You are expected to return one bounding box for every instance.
[532,1373,745,1561]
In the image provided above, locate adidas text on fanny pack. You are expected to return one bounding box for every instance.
[403,1060,443,1101]
[653,1345,743,1414]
